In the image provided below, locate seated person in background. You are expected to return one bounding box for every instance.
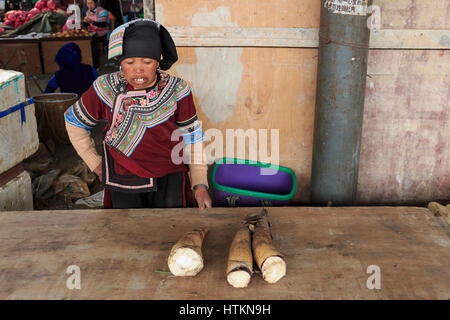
[44,42,98,98]
[7,0,21,10]
[83,0,109,69]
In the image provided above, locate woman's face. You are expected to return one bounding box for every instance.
[86,0,96,11]
[121,57,159,89]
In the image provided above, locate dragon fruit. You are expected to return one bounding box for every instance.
[34,0,48,11]
[47,0,57,10]
[30,8,41,15]
[6,11,17,21]
[19,12,27,21]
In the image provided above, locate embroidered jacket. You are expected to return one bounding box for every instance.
[65,70,204,192]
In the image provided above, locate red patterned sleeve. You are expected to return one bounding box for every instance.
[79,85,108,121]
[174,80,198,127]
[64,85,109,130]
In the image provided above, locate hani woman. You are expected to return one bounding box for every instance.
[64,19,212,210]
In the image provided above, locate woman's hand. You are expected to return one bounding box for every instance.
[93,163,102,183]
[194,185,212,210]
[84,16,92,24]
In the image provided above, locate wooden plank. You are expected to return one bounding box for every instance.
[167,26,319,48]
[155,0,450,31]
[166,27,450,49]
[157,1,449,49]
[0,42,42,75]
[170,47,318,204]
[370,29,450,49]
[0,207,449,299]
[155,0,320,29]
[156,2,316,203]
[41,39,93,74]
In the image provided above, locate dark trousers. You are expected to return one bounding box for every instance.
[91,34,107,69]
[109,172,189,209]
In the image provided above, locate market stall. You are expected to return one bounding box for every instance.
[40,31,93,74]
[0,33,94,75]
[0,2,94,75]
[0,37,42,75]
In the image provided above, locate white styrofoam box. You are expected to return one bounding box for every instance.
[0,69,39,174]
[0,170,33,211]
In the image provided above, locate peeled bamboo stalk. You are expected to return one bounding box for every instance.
[250,209,286,284]
[168,227,208,276]
[428,202,450,226]
[226,225,253,288]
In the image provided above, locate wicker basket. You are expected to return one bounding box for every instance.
[33,93,78,144]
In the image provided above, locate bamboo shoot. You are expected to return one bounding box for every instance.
[168,227,208,276]
[226,225,253,288]
[250,209,286,284]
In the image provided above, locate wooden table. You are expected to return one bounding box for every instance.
[0,38,42,75]
[0,207,449,299]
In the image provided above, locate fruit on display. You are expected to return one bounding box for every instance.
[46,29,93,38]
[35,0,49,11]
[47,1,58,10]
[30,8,41,16]
[4,10,35,28]
[3,0,59,29]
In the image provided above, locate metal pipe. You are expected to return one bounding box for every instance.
[311,0,372,205]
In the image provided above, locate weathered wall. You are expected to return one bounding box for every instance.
[146,0,450,204]
[374,0,449,29]
[358,0,450,204]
